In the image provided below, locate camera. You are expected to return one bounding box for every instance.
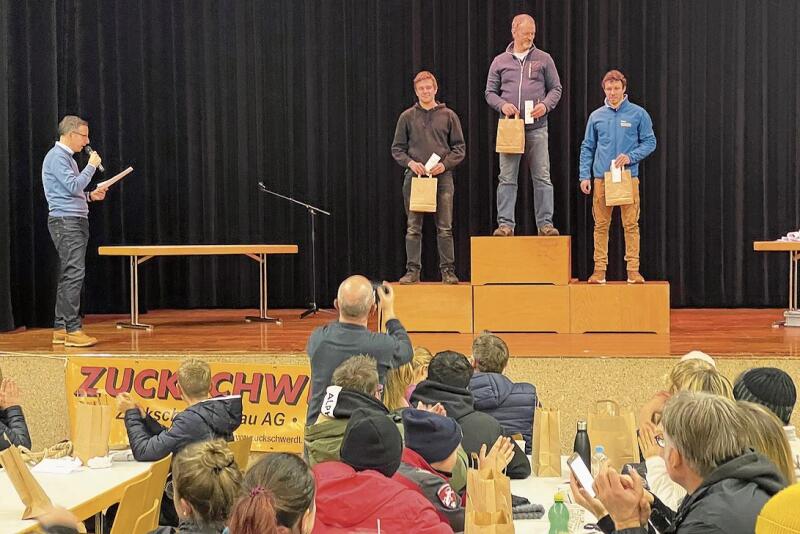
[371,280,389,303]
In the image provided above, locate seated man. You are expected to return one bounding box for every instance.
[117,358,243,461]
[0,374,31,451]
[590,391,786,533]
[306,275,413,425]
[305,355,398,466]
[410,350,531,479]
[312,409,453,533]
[469,332,537,453]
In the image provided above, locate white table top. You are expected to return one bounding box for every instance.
[0,461,152,533]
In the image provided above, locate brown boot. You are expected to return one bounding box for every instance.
[627,271,645,284]
[537,224,560,236]
[441,269,459,285]
[64,330,98,347]
[398,270,420,284]
[492,225,514,237]
[588,270,606,284]
[52,328,67,344]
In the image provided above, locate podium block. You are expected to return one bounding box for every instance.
[473,285,570,333]
[471,236,571,285]
[570,282,670,334]
[384,283,473,333]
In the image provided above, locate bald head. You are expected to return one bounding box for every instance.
[336,275,375,320]
[512,14,535,31]
[511,14,536,51]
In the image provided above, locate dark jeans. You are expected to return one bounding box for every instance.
[48,216,89,332]
[402,171,455,272]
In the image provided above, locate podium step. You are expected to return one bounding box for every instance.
[385,283,473,333]
[570,282,670,334]
[471,236,571,285]
[473,285,570,333]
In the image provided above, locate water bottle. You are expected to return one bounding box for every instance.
[591,445,608,477]
[573,420,591,470]
[548,491,570,534]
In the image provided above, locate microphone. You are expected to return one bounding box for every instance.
[84,145,105,172]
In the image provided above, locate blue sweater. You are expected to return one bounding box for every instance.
[42,143,97,217]
[579,97,657,180]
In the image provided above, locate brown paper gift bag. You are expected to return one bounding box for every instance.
[587,400,639,470]
[409,175,438,212]
[0,440,53,519]
[72,393,113,465]
[603,169,634,206]
[465,452,514,533]
[495,115,525,154]
[532,406,561,477]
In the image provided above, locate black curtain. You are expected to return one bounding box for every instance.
[2,0,800,332]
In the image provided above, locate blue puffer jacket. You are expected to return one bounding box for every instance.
[469,373,537,454]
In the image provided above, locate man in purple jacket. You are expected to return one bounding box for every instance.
[485,14,562,237]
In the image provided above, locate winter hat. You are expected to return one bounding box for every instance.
[402,408,463,464]
[680,350,716,367]
[733,368,796,426]
[339,408,403,477]
[756,484,800,533]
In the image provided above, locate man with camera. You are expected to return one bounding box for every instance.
[305,275,413,425]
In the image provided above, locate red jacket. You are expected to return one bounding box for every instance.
[312,461,454,534]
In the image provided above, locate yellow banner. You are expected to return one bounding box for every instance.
[65,357,310,453]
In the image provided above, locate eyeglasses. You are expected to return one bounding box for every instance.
[655,435,666,448]
[70,131,89,138]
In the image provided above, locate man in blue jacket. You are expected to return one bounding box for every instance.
[579,70,656,284]
[485,14,562,237]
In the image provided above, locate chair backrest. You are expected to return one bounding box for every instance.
[228,436,253,470]
[144,453,173,520]
[109,472,152,534]
[132,498,160,534]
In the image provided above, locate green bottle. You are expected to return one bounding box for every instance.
[548,491,570,534]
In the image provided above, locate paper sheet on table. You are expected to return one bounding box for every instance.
[424,153,441,174]
[97,166,133,190]
[610,161,622,183]
[31,457,84,475]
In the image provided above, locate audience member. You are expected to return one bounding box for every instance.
[410,350,531,479]
[679,350,716,367]
[737,401,797,484]
[117,358,243,462]
[755,483,800,534]
[306,276,413,424]
[0,373,31,451]
[227,452,316,534]
[312,409,453,533]
[469,332,537,453]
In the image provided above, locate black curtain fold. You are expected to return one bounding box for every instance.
[2,0,800,332]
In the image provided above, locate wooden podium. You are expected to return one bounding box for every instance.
[570,282,670,334]
[385,283,473,333]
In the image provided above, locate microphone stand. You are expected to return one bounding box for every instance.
[258,182,332,319]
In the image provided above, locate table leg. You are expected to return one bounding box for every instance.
[117,255,152,330]
[246,253,281,324]
[781,251,800,327]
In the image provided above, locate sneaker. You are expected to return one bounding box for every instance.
[627,271,645,284]
[441,269,459,285]
[398,271,420,284]
[588,270,606,284]
[64,330,98,347]
[537,224,560,236]
[52,328,67,344]
[493,225,514,237]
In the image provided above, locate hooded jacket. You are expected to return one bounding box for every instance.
[312,461,454,534]
[0,405,32,451]
[615,452,787,534]
[304,387,399,467]
[410,380,531,479]
[469,372,537,454]
[124,396,243,462]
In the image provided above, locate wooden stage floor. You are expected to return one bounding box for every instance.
[1,308,799,359]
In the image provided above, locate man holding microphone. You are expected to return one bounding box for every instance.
[42,115,107,347]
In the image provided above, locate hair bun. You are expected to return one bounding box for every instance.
[199,440,235,471]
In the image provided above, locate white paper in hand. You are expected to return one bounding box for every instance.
[424,153,441,174]
[610,160,622,183]
[97,166,134,190]
[525,100,534,124]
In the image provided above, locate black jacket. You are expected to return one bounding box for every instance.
[410,380,531,479]
[0,405,32,451]
[615,452,786,534]
[124,396,242,462]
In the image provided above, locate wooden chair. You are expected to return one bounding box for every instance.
[143,453,173,528]
[228,436,253,470]
[109,472,152,534]
[132,498,160,534]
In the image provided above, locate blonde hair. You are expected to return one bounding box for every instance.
[178,358,212,399]
[737,401,797,484]
[663,391,749,478]
[667,359,732,397]
[172,440,243,528]
[384,347,433,411]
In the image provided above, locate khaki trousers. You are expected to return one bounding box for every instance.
[592,177,640,271]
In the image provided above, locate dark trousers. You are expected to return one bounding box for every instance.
[402,171,455,272]
[48,216,89,332]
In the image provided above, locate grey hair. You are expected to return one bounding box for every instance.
[58,115,88,136]
[662,391,749,478]
[336,279,375,319]
[512,14,535,31]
